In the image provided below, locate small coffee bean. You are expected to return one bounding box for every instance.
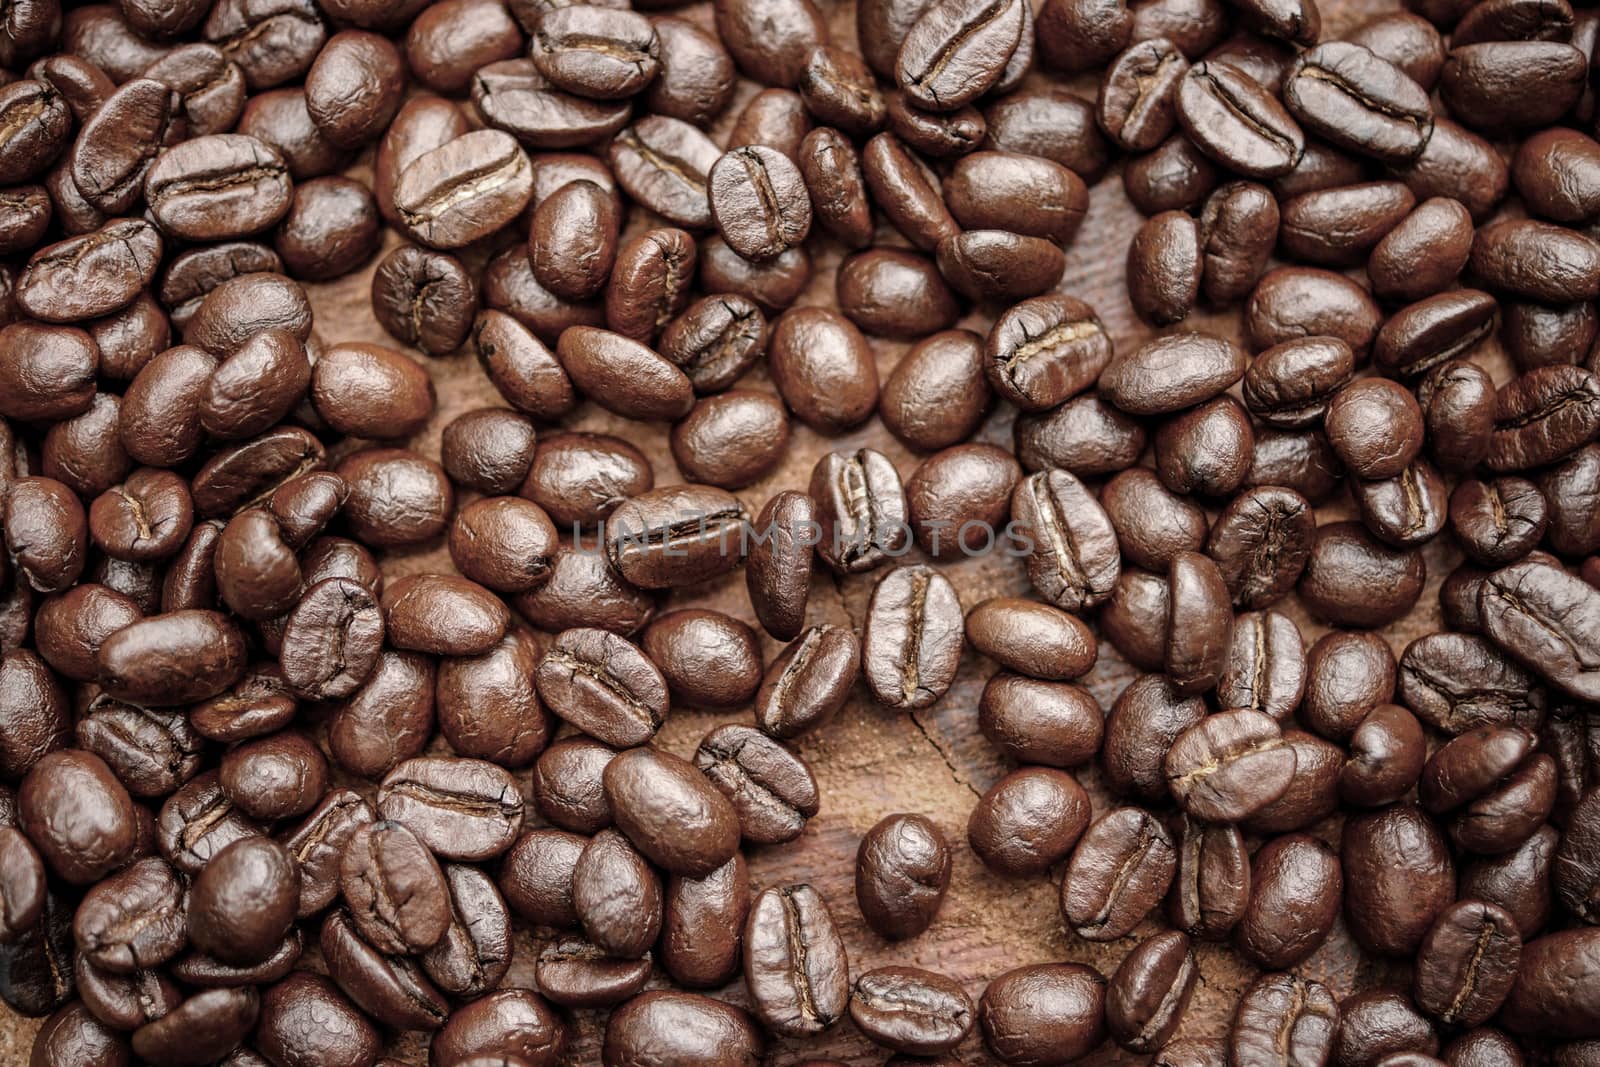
[535,628,667,748]
[1166,815,1250,939]
[1098,38,1188,152]
[855,813,951,940]
[756,625,862,739]
[1060,806,1177,941]
[1343,804,1456,955]
[968,767,1090,875]
[1176,60,1304,178]
[864,564,964,710]
[1107,930,1197,1052]
[1414,900,1522,1026]
[744,884,849,1036]
[695,724,818,845]
[1166,710,1295,822]
[73,855,186,971]
[1283,42,1433,163]
[1100,332,1248,415]
[1230,974,1339,1067]
[896,0,1025,111]
[851,967,974,1056]
[745,491,815,641]
[979,962,1107,1066]
[338,819,451,956]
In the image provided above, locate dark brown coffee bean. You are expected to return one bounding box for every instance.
[1060,806,1177,941]
[131,987,260,1067]
[1229,974,1339,1067]
[1375,290,1499,382]
[755,625,861,739]
[339,819,450,956]
[1440,41,1586,133]
[1487,365,1600,472]
[1418,358,1497,471]
[1472,219,1600,304]
[1164,550,1233,693]
[609,115,720,229]
[1177,60,1304,177]
[571,828,661,960]
[1370,197,1475,303]
[1234,834,1342,969]
[1284,42,1434,163]
[836,247,958,338]
[1167,709,1295,821]
[855,813,950,940]
[394,130,534,250]
[605,484,748,589]
[711,147,814,261]
[1098,38,1188,152]
[1299,520,1426,629]
[1343,804,1456,955]
[863,563,964,710]
[277,576,382,701]
[604,229,697,345]
[743,883,848,1036]
[603,990,761,1067]
[1246,266,1383,358]
[896,0,1024,111]
[73,856,185,972]
[745,490,814,641]
[558,325,695,422]
[1101,332,1248,416]
[1414,900,1522,1026]
[850,967,973,1056]
[278,789,373,919]
[980,962,1107,1066]
[969,766,1090,875]
[1012,469,1121,611]
[985,294,1112,413]
[1126,211,1200,325]
[156,771,262,877]
[1107,930,1197,1052]
[535,628,667,747]
[1166,815,1249,938]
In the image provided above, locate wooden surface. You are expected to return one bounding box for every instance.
[0,0,1501,1060]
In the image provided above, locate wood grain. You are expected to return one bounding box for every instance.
[0,0,1508,1060]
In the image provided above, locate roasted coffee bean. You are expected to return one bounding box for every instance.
[535,936,652,1010]
[604,745,740,876]
[886,93,985,158]
[1176,60,1304,178]
[1234,834,1342,968]
[1246,266,1383,358]
[603,990,762,1067]
[756,625,861,739]
[1343,804,1456,955]
[1205,487,1315,610]
[73,856,186,972]
[693,724,816,846]
[656,852,748,990]
[645,15,735,125]
[278,789,373,919]
[968,767,1090,875]
[1449,478,1548,567]
[856,813,951,940]
[1061,806,1177,941]
[1299,521,1426,629]
[371,246,477,357]
[850,967,973,1056]
[967,597,1096,680]
[808,447,908,574]
[1098,38,1188,153]
[532,738,614,835]
[1107,930,1197,1052]
[1375,290,1498,383]
[392,130,533,250]
[1487,365,1600,472]
[896,0,1024,111]
[1283,42,1433,163]
[1399,631,1545,736]
[376,756,523,862]
[130,986,260,1067]
[670,389,789,489]
[608,115,720,229]
[604,484,748,588]
[906,445,1020,559]
[745,491,814,641]
[319,907,448,1031]
[861,132,959,252]
[1166,709,1295,821]
[1167,815,1250,938]
[979,962,1107,1065]
[1012,469,1121,612]
[1441,41,1586,133]
[1414,900,1522,1026]
[0,80,70,186]
[1332,989,1437,1067]
[1101,333,1247,416]
[1480,559,1600,701]
[744,883,848,1036]
[863,564,963,709]
[797,127,874,250]
[1369,197,1475,303]
[1164,550,1233,693]
[419,864,512,1001]
[1102,570,1173,671]
[156,771,262,877]
[980,673,1103,768]
[1103,673,1206,798]
[339,819,451,956]
[604,229,697,345]
[0,827,46,944]
[1016,395,1147,477]
[727,87,812,160]
[36,583,138,685]
[573,828,661,959]
[254,972,383,1067]
[1229,974,1339,1067]
[513,537,657,636]
[536,628,667,747]
[880,330,991,453]
[1341,702,1428,807]
[836,247,958,338]
[1416,358,1497,472]
[1125,211,1200,325]
[187,837,298,968]
[3,477,87,595]
[1280,181,1415,266]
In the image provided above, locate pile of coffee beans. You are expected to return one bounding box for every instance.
[3,0,1600,1062]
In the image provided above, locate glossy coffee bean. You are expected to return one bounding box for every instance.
[744,883,848,1036]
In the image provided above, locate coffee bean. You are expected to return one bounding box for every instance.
[896,0,1025,111]
[1229,974,1339,1067]
[420,864,513,1000]
[1481,559,1600,701]
[1177,60,1304,177]
[1012,469,1122,612]
[1488,365,1600,472]
[278,789,373,919]
[1098,38,1188,152]
[394,130,534,250]
[855,813,951,940]
[1246,266,1383,358]
[755,625,861,739]
[339,819,451,956]
[744,491,815,642]
[1440,41,1586,133]
[744,883,849,1036]
[1375,290,1498,382]
[604,744,741,876]
[979,962,1107,1066]
[850,966,974,1055]
[131,987,261,1067]
[836,247,959,337]
[1100,332,1247,415]
[1284,42,1433,163]
[536,628,668,748]
[73,855,186,971]
[1343,804,1456,955]
[969,767,1090,875]
[662,853,749,989]
[609,116,720,229]
[1414,900,1522,1026]
[1061,806,1177,941]
[1166,815,1250,938]
[695,724,817,845]
[376,756,523,862]
[603,990,762,1067]
[1234,833,1342,969]
[863,564,964,710]
[1107,930,1197,1052]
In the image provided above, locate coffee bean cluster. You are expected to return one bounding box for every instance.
[1,0,1600,1063]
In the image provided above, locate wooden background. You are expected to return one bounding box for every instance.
[0,0,1494,1059]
